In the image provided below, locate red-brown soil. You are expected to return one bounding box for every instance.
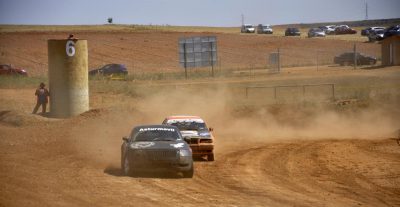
[0,30,399,206]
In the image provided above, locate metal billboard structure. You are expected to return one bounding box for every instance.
[269,49,281,74]
[179,36,217,78]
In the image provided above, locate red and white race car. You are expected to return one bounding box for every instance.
[162,115,215,161]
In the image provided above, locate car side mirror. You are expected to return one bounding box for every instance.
[209,127,214,132]
[122,137,129,142]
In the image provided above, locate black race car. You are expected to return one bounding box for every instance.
[89,64,128,76]
[121,125,193,178]
[334,52,376,66]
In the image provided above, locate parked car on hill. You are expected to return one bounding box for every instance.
[241,24,255,33]
[334,52,376,66]
[257,24,273,34]
[368,29,385,42]
[121,125,194,178]
[162,115,215,161]
[308,28,326,38]
[361,27,385,36]
[0,64,28,76]
[285,27,301,36]
[88,64,128,76]
[383,25,400,38]
[319,25,336,35]
[334,25,357,35]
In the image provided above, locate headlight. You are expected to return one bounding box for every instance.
[179,149,191,157]
[199,132,210,137]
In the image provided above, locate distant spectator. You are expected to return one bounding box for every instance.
[32,82,50,114]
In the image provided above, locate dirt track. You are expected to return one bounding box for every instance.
[1,83,400,206]
[1,117,399,207]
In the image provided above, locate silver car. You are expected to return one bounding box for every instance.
[308,28,326,38]
[257,24,273,34]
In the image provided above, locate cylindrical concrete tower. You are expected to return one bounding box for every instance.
[48,39,89,118]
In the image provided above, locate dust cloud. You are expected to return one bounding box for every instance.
[67,84,400,166]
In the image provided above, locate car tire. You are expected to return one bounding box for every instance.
[182,164,194,178]
[123,156,134,176]
[207,153,215,161]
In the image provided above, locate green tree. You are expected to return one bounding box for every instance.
[107,17,113,24]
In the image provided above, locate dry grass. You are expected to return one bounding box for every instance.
[0,24,371,42]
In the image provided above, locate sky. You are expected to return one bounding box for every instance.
[0,0,399,26]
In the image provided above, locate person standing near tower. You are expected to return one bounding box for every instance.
[32,82,50,114]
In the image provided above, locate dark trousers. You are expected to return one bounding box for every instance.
[32,102,47,114]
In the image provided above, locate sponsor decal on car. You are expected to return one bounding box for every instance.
[130,142,155,149]
[139,128,175,132]
[166,118,204,124]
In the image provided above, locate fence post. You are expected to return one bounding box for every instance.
[278,48,281,72]
[219,57,221,76]
[316,50,319,71]
[184,42,188,79]
[132,62,135,80]
[353,43,357,70]
[210,41,214,77]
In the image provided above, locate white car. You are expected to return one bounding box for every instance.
[320,25,336,35]
[241,24,255,33]
[308,28,326,38]
[257,24,273,34]
[162,115,215,161]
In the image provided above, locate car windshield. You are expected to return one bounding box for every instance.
[375,30,384,34]
[312,28,322,32]
[245,25,253,28]
[262,26,270,29]
[134,128,180,141]
[170,121,207,131]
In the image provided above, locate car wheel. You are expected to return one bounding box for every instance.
[207,153,215,161]
[182,164,194,178]
[123,156,133,176]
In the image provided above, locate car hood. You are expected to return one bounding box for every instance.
[129,141,189,150]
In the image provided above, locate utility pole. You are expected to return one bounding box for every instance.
[241,14,244,25]
[365,0,368,20]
